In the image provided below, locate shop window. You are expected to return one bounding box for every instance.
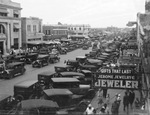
[27,25,31,32]
[0,25,5,34]
[33,25,37,32]
[14,38,19,49]
[13,28,19,32]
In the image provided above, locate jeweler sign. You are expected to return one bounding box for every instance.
[94,68,139,89]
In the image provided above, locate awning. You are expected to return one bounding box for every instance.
[13,24,20,29]
[0,8,8,13]
[14,10,19,14]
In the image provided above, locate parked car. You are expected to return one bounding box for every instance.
[13,80,42,101]
[65,60,80,71]
[38,71,58,89]
[76,56,87,64]
[49,53,60,63]
[54,65,76,73]
[32,55,49,68]
[82,45,89,50]
[49,77,95,99]
[0,62,26,79]
[42,89,89,113]
[0,94,18,115]
[25,53,38,64]
[15,99,59,115]
[13,55,26,63]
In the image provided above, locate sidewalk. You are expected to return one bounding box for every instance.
[90,89,148,115]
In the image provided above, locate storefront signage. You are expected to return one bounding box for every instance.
[94,68,139,89]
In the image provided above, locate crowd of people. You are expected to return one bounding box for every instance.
[85,88,137,115]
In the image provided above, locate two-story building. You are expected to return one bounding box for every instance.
[43,24,68,41]
[21,17,44,48]
[0,0,21,54]
[67,24,91,41]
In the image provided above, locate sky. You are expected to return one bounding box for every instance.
[12,0,145,28]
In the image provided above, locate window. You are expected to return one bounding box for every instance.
[74,27,76,30]
[49,30,51,35]
[79,27,81,30]
[0,25,5,34]
[33,25,36,32]
[14,38,19,49]
[27,25,31,32]
[14,28,19,32]
[0,12,7,16]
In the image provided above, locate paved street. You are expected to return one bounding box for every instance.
[0,48,91,95]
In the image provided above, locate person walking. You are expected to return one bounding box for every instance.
[103,88,108,98]
[85,104,95,115]
[106,94,110,105]
[123,92,129,112]
[129,90,135,109]
[111,100,120,115]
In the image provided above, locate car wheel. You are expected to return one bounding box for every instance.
[15,95,24,102]
[77,102,87,112]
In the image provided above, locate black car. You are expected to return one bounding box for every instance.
[49,53,60,63]
[25,53,38,64]
[42,89,89,113]
[0,62,26,79]
[38,71,58,89]
[14,80,42,101]
[54,65,76,73]
[32,55,49,68]
[15,99,59,115]
[0,94,18,115]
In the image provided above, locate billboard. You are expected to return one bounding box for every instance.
[94,68,140,89]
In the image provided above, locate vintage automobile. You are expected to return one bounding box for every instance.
[64,60,80,71]
[13,55,26,63]
[13,80,42,101]
[25,53,38,64]
[82,45,89,50]
[0,94,18,115]
[49,78,96,99]
[14,99,59,115]
[58,47,67,54]
[79,64,98,72]
[87,59,103,67]
[76,56,87,64]
[49,53,60,63]
[38,71,58,89]
[54,65,75,73]
[42,89,89,113]
[32,55,49,68]
[0,62,26,79]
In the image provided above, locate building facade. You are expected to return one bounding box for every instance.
[21,17,44,47]
[43,24,68,41]
[0,0,21,54]
[67,24,91,40]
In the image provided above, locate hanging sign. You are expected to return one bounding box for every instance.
[94,68,139,89]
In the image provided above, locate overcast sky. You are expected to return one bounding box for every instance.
[13,0,145,28]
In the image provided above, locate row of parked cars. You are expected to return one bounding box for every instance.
[0,41,94,114]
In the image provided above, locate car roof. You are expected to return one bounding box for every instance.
[81,70,91,73]
[44,89,73,96]
[76,56,86,59]
[80,64,96,68]
[0,94,11,101]
[14,80,38,88]
[59,72,85,76]
[21,99,59,109]
[55,65,73,68]
[87,59,103,63]
[38,71,56,76]
[51,77,80,82]
[38,55,49,58]
[7,62,24,66]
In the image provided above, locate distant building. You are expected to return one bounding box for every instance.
[21,17,44,48]
[43,24,68,41]
[0,0,22,54]
[145,0,150,13]
[67,24,91,41]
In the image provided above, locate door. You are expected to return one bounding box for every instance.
[0,41,3,54]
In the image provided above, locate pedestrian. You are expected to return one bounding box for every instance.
[111,100,120,115]
[106,94,110,105]
[85,104,95,115]
[103,88,108,98]
[98,88,101,97]
[123,92,129,112]
[99,103,109,114]
[129,90,135,109]
[98,95,104,108]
